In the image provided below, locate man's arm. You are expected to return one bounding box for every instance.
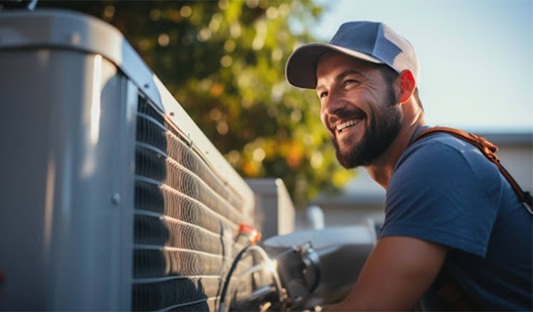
[328,235,448,311]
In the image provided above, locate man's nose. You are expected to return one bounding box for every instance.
[322,90,346,117]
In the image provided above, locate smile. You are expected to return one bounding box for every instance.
[336,119,361,132]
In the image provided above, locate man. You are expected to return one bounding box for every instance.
[285,21,532,311]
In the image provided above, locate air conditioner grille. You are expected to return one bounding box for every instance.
[133,96,254,311]
[133,277,219,311]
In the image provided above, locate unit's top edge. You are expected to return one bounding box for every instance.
[0,9,125,57]
[0,9,163,108]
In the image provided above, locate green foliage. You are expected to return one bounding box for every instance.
[40,0,354,204]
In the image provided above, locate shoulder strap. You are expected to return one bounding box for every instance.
[412,126,533,212]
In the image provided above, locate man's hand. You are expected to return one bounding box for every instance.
[328,235,448,311]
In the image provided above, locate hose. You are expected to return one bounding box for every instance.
[217,245,285,312]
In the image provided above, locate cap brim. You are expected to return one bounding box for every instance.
[285,43,383,89]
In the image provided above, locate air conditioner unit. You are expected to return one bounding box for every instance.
[0,9,264,311]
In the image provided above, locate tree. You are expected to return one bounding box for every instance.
[39,0,354,205]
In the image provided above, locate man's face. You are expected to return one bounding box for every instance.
[316,52,403,168]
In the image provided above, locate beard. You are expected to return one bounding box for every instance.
[331,86,402,169]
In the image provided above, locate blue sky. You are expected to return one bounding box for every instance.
[310,0,532,133]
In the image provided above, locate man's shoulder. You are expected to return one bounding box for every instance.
[390,130,502,201]
[396,132,483,172]
[383,131,504,257]
[412,131,475,150]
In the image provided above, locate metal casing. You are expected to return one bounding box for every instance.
[263,226,377,309]
[246,178,295,240]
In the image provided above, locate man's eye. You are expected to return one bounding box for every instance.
[319,91,328,99]
[344,79,357,86]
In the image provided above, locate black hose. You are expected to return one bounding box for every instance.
[218,245,251,312]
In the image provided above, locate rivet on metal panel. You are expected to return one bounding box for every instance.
[144,83,149,89]
[69,32,81,45]
[112,193,121,206]
[170,112,175,116]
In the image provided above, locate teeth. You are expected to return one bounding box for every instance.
[336,119,360,132]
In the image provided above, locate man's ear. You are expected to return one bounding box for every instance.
[397,70,416,104]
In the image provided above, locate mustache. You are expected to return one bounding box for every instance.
[327,108,366,129]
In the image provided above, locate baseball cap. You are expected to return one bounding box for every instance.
[285,21,419,89]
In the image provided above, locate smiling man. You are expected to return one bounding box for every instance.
[285,21,532,311]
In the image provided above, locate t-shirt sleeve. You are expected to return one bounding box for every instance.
[379,138,499,258]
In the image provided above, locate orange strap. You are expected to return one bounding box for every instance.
[412,127,532,210]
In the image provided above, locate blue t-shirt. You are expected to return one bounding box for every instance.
[379,127,533,311]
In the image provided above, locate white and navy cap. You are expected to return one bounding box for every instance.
[285,21,419,89]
